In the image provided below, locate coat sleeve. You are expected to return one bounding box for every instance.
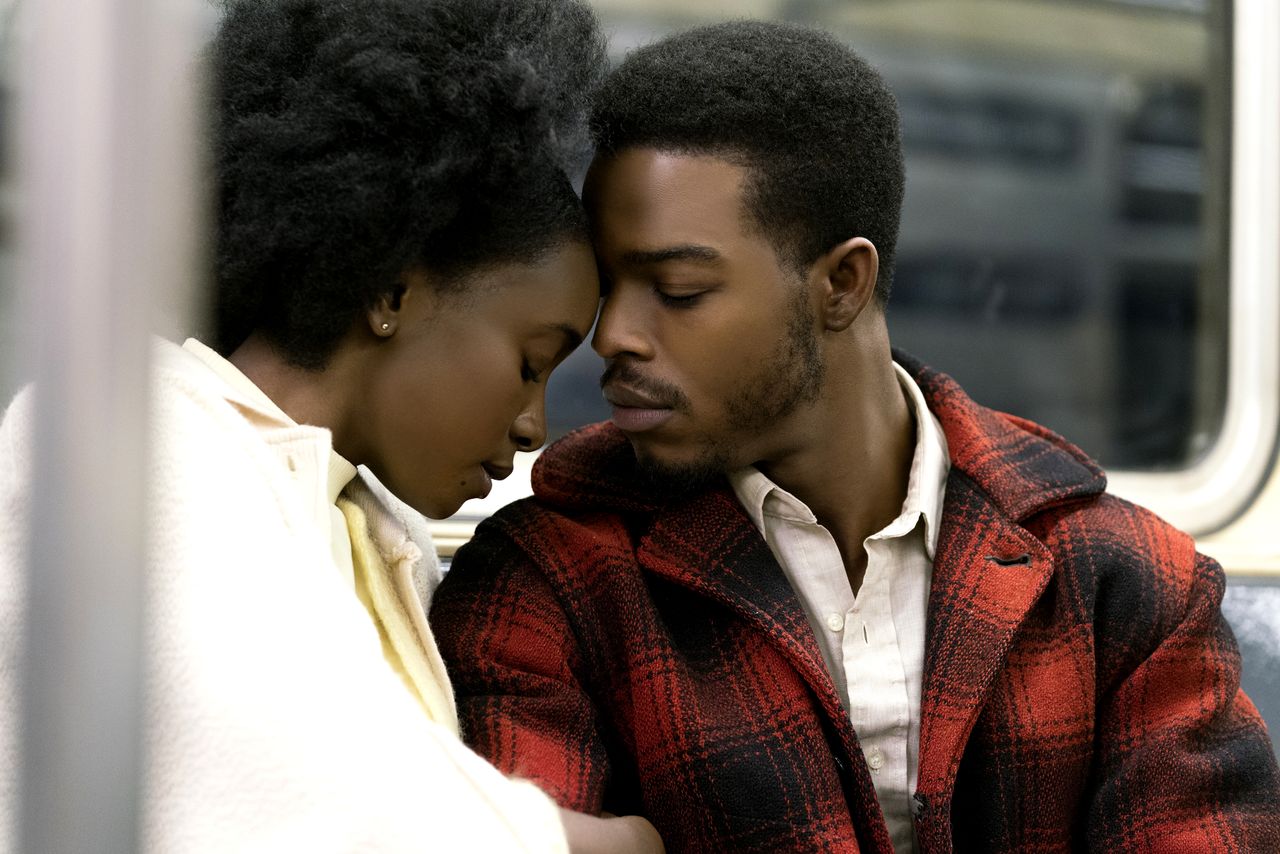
[1087,546,1280,852]
[431,525,611,814]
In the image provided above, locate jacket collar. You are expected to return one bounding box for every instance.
[894,349,1106,519]
[176,337,358,504]
[533,424,864,766]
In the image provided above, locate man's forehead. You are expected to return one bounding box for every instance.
[589,147,744,193]
[585,148,750,247]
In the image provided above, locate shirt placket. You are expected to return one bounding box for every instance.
[844,535,911,826]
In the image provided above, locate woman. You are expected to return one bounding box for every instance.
[0,0,660,850]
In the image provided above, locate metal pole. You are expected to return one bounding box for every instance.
[16,0,202,848]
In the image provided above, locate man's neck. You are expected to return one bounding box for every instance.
[756,349,915,595]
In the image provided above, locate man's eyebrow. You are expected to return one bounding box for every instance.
[619,245,722,266]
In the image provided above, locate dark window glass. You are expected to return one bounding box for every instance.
[556,0,1231,472]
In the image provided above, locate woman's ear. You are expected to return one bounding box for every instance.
[367,282,408,338]
[813,237,879,332]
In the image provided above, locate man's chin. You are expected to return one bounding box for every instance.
[633,448,732,498]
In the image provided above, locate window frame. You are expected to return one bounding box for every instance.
[1108,0,1278,540]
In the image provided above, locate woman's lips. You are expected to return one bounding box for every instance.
[470,462,512,500]
[476,466,493,498]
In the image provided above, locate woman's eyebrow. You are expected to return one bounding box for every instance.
[540,322,585,351]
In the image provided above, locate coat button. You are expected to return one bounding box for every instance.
[826,612,844,632]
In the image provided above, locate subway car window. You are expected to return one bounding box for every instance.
[548,0,1231,474]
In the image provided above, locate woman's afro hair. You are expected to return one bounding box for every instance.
[591,20,904,303]
[211,0,606,367]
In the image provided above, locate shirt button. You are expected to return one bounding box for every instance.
[825,613,844,632]
[867,748,884,771]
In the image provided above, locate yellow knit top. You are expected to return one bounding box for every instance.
[338,495,459,734]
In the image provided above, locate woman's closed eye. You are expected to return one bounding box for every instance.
[522,347,565,383]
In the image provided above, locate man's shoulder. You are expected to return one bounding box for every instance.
[446,426,635,567]
[905,355,1192,551]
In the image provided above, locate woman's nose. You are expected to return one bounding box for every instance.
[510,391,547,451]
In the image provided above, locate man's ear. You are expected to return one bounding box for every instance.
[367,282,409,338]
[813,237,878,332]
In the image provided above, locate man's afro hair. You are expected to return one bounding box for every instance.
[591,20,904,302]
[212,0,606,367]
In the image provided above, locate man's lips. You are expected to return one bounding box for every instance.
[602,382,667,409]
[603,383,676,433]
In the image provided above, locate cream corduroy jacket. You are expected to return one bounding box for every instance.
[0,338,567,853]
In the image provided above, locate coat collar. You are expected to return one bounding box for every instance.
[893,350,1106,519]
[533,424,874,811]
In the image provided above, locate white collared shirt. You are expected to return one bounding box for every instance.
[730,363,949,854]
[182,338,359,586]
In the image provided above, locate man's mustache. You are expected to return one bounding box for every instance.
[599,361,690,412]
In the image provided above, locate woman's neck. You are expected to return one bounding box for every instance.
[227,332,360,454]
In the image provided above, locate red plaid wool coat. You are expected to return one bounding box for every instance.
[431,356,1280,853]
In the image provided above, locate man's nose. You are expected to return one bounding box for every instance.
[592,288,653,361]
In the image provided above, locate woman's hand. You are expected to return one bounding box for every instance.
[557,808,665,854]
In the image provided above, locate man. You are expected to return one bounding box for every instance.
[431,20,1280,853]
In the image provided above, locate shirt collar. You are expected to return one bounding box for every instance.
[895,361,949,558]
[181,337,358,503]
[730,362,950,558]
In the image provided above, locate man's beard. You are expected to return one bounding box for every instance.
[634,283,824,494]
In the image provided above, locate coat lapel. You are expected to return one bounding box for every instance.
[899,351,1104,801]
[535,356,1109,835]
[916,470,1055,798]
[636,487,848,725]
[635,486,894,852]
